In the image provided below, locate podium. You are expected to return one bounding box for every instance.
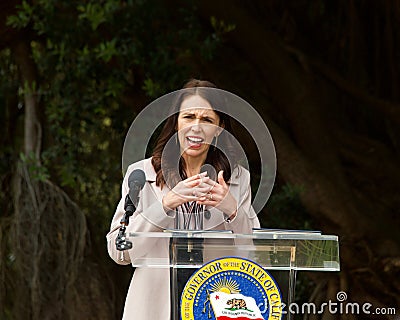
[127,230,339,320]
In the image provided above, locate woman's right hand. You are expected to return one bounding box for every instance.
[162,172,210,210]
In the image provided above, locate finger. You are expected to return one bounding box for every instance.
[197,177,218,188]
[185,176,209,188]
[196,198,219,206]
[184,195,200,201]
[185,172,207,182]
[197,182,217,192]
[185,172,209,188]
[208,180,217,192]
[193,185,213,195]
[202,191,222,202]
[217,170,227,188]
[185,179,201,188]
[196,199,215,206]
[172,188,197,199]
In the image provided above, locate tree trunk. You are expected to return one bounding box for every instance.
[11,37,41,157]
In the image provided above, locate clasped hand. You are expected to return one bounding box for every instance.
[162,171,237,217]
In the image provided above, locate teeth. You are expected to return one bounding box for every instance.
[187,137,203,143]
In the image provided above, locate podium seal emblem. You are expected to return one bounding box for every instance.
[180,257,283,320]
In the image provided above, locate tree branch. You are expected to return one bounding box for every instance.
[312,60,400,125]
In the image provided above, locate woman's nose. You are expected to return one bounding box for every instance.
[190,119,202,131]
[191,124,201,132]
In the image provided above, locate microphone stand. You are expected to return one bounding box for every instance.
[115,194,136,251]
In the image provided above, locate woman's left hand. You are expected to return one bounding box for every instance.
[195,170,237,218]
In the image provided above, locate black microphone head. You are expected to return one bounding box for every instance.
[128,169,146,190]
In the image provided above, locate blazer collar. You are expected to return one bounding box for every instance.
[228,167,240,185]
[143,158,157,182]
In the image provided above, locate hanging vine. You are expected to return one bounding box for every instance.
[8,160,87,320]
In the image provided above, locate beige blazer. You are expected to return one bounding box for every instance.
[106,158,260,320]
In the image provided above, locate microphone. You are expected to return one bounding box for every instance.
[128,169,146,208]
[121,169,146,226]
[116,169,146,251]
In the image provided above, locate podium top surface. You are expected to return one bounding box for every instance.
[128,230,338,241]
[125,230,340,271]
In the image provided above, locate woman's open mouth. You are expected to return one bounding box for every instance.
[186,136,204,149]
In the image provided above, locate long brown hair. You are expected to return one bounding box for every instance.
[151,79,238,188]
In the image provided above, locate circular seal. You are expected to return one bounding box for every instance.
[180,257,283,320]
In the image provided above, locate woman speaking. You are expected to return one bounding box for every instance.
[107,79,260,319]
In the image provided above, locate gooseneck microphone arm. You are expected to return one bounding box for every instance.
[121,194,135,226]
[116,169,146,251]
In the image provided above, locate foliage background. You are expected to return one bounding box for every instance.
[0,0,399,319]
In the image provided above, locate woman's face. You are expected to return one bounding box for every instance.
[177,95,221,160]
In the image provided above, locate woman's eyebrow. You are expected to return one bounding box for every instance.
[180,110,218,122]
[201,115,216,121]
